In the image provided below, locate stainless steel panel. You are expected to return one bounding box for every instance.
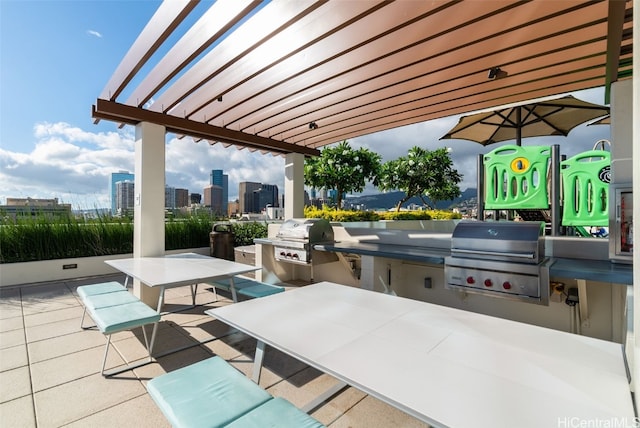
[274,246,311,264]
[275,218,334,243]
[444,220,549,305]
[450,220,544,264]
[444,257,551,305]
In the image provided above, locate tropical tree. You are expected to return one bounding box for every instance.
[304,140,381,209]
[378,146,462,211]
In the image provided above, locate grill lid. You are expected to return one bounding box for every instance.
[275,218,334,243]
[450,220,545,263]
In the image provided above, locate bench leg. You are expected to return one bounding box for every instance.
[100,323,159,377]
[80,307,96,330]
[80,307,88,329]
[101,334,113,376]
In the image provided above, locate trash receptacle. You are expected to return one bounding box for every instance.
[210,224,234,260]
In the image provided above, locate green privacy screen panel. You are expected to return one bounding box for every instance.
[560,150,610,226]
[484,145,551,209]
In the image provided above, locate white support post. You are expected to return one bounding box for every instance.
[284,152,304,219]
[133,122,166,307]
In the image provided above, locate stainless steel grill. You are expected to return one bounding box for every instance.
[261,218,334,265]
[444,221,551,305]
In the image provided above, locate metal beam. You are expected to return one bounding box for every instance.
[92,99,320,157]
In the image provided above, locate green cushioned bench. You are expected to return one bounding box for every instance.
[147,356,324,428]
[77,281,161,376]
[207,276,285,302]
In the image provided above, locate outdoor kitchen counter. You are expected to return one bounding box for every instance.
[314,241,449,266]
[314,242,634,285]
[549,258,633,285]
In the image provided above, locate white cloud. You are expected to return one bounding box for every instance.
[1,122,286,208]
[1,86,611,211]
[164,136,285,199]
[87,30,102,38]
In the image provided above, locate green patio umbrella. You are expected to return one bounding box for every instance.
[440,95,609,146]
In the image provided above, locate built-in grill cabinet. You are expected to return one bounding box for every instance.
[257,218,334,265]
[444,221,551,305]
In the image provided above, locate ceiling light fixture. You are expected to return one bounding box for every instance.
[487,67,507,80]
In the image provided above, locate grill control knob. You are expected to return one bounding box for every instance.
[484,279,493,287]
[502,281,512,290]
[466,276,475,284]
[292,253,299,259]
[279,251,286,257]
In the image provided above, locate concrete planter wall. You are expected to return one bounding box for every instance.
[0,247,209,288]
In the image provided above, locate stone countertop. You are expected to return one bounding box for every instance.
[313,241,449,266]
[314,241,634,285]
[549,257,633,285]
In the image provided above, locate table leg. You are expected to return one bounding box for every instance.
[251,340,266,383]
[229,277,239,303]
[156,286,166,313]
[190,283,198,306]
[301,380,348,413]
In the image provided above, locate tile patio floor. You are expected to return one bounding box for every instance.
[0,274,430,428]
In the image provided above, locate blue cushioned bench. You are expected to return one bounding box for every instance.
[206,276,285,302]
[148,356,324,428]
[77,281,161,376]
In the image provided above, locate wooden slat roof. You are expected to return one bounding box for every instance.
[93,0,633,156]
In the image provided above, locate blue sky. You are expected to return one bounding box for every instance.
[0,1,611,210]
[1,1,157,145]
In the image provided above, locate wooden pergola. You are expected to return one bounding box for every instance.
[92,5,636,395]
[93,0,632,155]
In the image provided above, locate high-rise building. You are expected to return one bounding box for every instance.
[1,197,71,219]
[115,180,135,216]
[210,170,228,215]
[203,185,224,216]
[190,193,202,205]
[165,185,176,209]
[252,184,279,212]
[238,181,261,213]
[175,188,189,208]
[227,200,239,217]
[110,171,134,215]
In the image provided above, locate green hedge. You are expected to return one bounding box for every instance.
[0,208,462,263]
[0,215,268,264]
[230,222,268,247]
[303,206,461,221]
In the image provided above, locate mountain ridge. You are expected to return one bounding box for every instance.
[344,188,478,210]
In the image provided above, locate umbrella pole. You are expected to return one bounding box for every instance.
[516,106,522,146]
[550,144,561,236]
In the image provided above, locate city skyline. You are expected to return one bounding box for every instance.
[0,2,611,211]
[110,168,281,215]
